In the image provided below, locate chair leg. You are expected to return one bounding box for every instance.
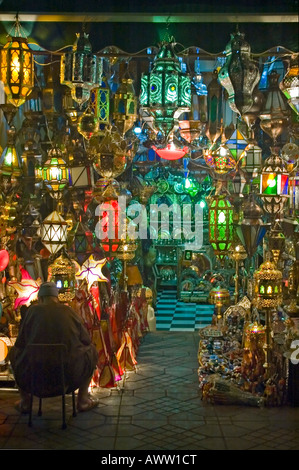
[62,393,66,429]
[38,398,42,416]
[28,394,33,427]
[72,391,77,417]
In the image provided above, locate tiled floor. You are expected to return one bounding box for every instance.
[156,290,214,331]
[0,331,298,451]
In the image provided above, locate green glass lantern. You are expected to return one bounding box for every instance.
[208,195,234,262]
[41,147,69,199]
[89,76,110,135]
[140,41,191,139]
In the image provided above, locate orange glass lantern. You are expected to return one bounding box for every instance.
[0,19,34,107]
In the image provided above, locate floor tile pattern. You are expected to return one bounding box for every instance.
[155,290,214,331]
[1,331,299,451]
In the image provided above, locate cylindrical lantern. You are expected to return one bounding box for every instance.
[208,195,234,261]
[0,30,34,107]
[60,31,102,107]
[41,211,68,256]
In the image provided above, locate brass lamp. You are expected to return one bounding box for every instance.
[208,286,231,325]
[229,240,247,303]
[112,77,138,135]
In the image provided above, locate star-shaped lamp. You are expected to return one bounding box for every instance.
[75,255,108,290]
[8,267,42,309]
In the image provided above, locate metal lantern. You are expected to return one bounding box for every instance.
[0,27,34,107]
[259,70,291,143]
[77,109,99,140]
[89,76,110,135]
[71,220,94,265]
[112,78,138,135]
[0,126,22,179]
[48,251,76,302]
[140,40,191,140]
[268,221,286,265]
[237,195,270,259]
[91,127,134,179]
[218,29,260,116]
[204,144,236,175]
[208,286,231,323]
[241,140,262,183]
[253,259,283,309]
[60,31,102,107]
[280,54,299,115]
[208,195,234,262]
[259,150,289,218]
[41,211,68,256]
[205,69,223,146]
[41,147,69,199]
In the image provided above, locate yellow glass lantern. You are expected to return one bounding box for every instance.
[253,259,283,310]
[0,29,34,108]
[112,78,138,135]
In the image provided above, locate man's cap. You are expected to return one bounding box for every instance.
[38,282,59,298]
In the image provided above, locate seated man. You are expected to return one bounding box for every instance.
[10,282,99,413]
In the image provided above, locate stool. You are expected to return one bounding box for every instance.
[27,343,77,429]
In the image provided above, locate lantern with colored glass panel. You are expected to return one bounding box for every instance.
[208,195,234,262]
[71,220,94,265]
[260,152,289,217]
[0,33,34,107]
[140,41,191,139]
[89,76,110,135]
[98,199,122,256]
[280,54,299,115]
[41,147,69,199]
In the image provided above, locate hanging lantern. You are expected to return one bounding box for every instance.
[98,199,122,256]
[60,31,102,107]
[253,259,283,310]
[204,143,236,175]
[218,29,260,116]
[41,147,69,199]
[48,252,76,302]
[140,40,191,140]
[112,78,138,135]
[280,54,299,115]
[268,221,286,265]
[77,108,99,140]
[236,195,270,259]
[0,19,34,107]
[240,140,262,184]
[260,150,289,218]
[208,195,234,262]
[0,126,22,179]
[259,70,291,143]
[205,69,223,146]
[89,76,110,135]
[75,254,108,290]
[91,127,134,180]
[71,220,94,265]
[41,211,68,256]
